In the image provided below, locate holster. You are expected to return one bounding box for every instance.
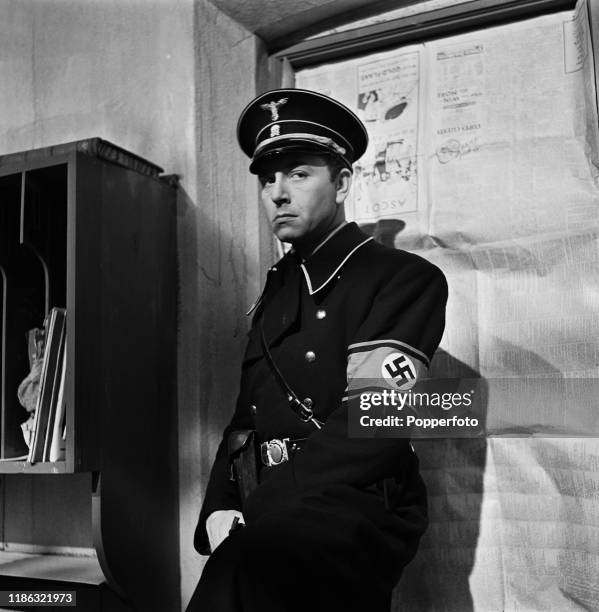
[227,429,259,500]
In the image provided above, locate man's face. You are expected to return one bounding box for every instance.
[258,153,350,249]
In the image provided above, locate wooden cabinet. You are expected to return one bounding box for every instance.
[0,139,179,611]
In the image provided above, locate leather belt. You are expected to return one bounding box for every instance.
[260,437,306,467]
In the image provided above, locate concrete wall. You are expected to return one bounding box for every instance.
[179,0,270,606]
[0,0,270,608]
[0,0,196,184]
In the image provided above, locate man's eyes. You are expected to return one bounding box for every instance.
[259,170,308,185]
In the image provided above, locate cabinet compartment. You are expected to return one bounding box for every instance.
[0,168,65,459]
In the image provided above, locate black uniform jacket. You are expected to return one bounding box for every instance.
[194,222,448,559]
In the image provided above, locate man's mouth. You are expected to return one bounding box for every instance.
[274,214,296,223]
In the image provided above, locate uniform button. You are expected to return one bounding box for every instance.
[250,404,257,415]
[272,266,278,272]
[305,351,316,362]
[316,309,326,320]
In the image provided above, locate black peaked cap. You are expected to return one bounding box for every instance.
[237,88,369,174]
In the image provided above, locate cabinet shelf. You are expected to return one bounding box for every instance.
[0,461,66,474]
[0,548,103,584]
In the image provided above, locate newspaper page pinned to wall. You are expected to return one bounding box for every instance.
[298,1,599,610]
[297,45,424,234]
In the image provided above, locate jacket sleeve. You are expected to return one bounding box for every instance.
[243,258,448,522]
[193,394,254,554]
[193,261,285,554]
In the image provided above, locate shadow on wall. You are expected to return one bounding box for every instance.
[359,219,406,248]
[176,181,252,485]
[176,180,258,608]
[359,220,487,611]
[391,350,488,612]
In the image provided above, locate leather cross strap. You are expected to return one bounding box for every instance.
[260,322,323,430]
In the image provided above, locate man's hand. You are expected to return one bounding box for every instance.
[206,510,245,552]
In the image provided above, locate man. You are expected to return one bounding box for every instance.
[188,89,448,611]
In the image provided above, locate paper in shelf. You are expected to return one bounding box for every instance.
[28,308,66,464]
[48,346,67,462]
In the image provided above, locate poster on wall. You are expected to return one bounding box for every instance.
[354,52,421,221]
[298,47,423,228]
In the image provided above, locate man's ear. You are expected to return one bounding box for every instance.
[335,168,353,205]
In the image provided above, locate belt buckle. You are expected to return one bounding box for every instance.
[261,438,289,467]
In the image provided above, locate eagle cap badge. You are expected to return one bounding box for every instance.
[260,98,288,121]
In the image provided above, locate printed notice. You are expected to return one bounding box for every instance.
[297,47,423,225]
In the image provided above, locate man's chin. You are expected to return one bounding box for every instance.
[274,227,303,244]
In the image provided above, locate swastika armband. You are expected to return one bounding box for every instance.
[345,339,430,395]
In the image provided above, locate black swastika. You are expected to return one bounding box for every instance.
[384,356,415,386]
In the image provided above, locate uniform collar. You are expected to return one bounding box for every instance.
[299,222,373,295]
[306,220,348,257]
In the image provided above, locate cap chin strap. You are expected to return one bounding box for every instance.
[255,132,347,157]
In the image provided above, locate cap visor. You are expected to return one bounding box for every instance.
[249,143,351,174]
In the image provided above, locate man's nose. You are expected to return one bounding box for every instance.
[270,175,289,206]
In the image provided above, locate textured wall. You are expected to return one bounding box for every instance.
[0,0,196,185]
[177,0,267,606]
